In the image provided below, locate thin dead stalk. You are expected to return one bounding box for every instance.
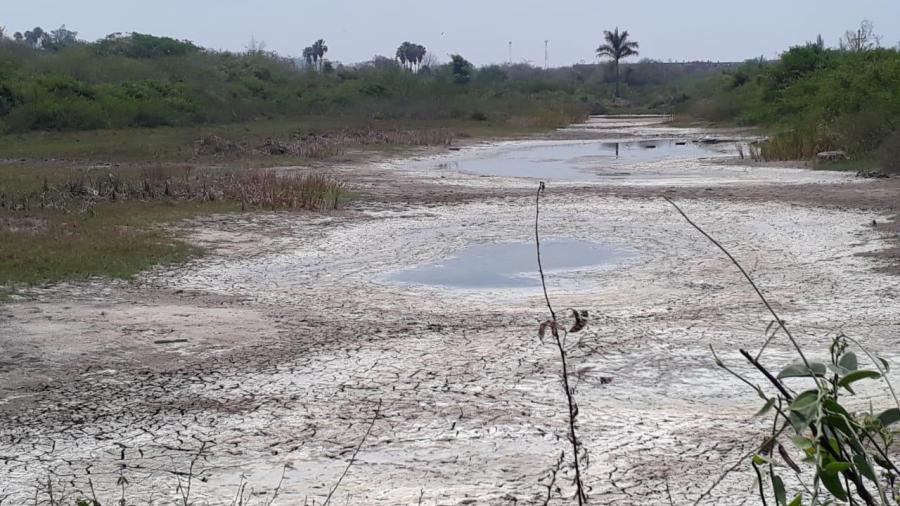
[322,399,383,506]
[535,182,587,504]
[264,464,289,506]
[663,197,812,370]
[178,441,207,506]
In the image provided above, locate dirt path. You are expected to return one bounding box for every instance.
[1,118,898,505]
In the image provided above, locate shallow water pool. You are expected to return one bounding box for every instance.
[430,139,724,180]
[389,239,632,289]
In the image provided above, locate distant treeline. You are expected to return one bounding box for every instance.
[677,22,900,167]
[0,28,730,133]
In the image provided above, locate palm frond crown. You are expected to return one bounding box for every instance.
[596,27,639,61]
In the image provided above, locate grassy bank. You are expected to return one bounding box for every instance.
[0,116,569,163]
[0,103,586,294]
[0,157,350,292]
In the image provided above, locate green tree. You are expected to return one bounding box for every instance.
[23,27,45,48]
[449,54,473,84]
[596,27,639,97]
[50,25,78,47]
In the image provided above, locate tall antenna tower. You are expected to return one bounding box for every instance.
[544,40,550,69]
[508,41,513,65]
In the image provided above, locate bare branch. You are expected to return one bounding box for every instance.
[323,399,383,506]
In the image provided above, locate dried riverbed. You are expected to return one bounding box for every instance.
[1,116,898,505]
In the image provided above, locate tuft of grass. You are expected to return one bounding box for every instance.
[814,157,881,172]
[757,128,828,161]
[1,164,349,214]
[0,214,202,285]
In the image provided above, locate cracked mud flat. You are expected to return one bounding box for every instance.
[1,117,899,505]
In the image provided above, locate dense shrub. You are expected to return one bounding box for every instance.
[677,43,900,160]
[0,30,749,133]
[879,131,900,174]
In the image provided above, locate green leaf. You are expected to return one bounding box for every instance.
[822,414,857,439]
[825,461,852,473]
[822,398,850,417]
[791,436,815,450]
[755,398,776,417]
[838,370,880,390]
[789,411,809,434]
[752,454,770,466]
[773,475,787,505]
[854,454,877,482]
[838,352,858,371]
[790,390,820,425]
[876,356,890,373]
[778,362,827,379]
[827,364,849,376]
[820,469,848,500]
[779,444,801,474]
[877,408,900,427]
[787,494,802,506]
[874,454,893,471]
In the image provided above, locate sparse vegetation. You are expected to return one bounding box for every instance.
[0,162,348,288]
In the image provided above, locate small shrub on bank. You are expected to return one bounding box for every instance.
[879,131,900,174]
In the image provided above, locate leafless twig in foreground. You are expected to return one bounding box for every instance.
[535,182,587,504]
[322,399,383,506]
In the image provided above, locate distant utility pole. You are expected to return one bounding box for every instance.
[544,40,550,69]
[509,41,513,65]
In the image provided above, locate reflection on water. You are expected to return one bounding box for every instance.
[390,239,632,289]
[432,139,723,180]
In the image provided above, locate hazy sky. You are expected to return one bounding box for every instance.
[4,0,900,66]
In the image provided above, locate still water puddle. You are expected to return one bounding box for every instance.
[390,239,632,289]
[432,139,723,180]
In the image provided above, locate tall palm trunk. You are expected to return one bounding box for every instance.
[614,59,620,98]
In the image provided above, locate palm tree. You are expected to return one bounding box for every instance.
[395,42,427,72]
[413,44,426,72]
[596,27,639,98]
[396,44,409,70]
[312,39,328,71]
[302,47,314,67]
[398,42,414,70]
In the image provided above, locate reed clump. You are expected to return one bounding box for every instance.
[2,167,349,213]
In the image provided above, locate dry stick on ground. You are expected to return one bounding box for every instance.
[322,399,383,506]
[535,182,587,505]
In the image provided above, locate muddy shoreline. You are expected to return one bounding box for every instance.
[1,117,898,505]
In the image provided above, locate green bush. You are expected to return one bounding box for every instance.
[879,131,900,174]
